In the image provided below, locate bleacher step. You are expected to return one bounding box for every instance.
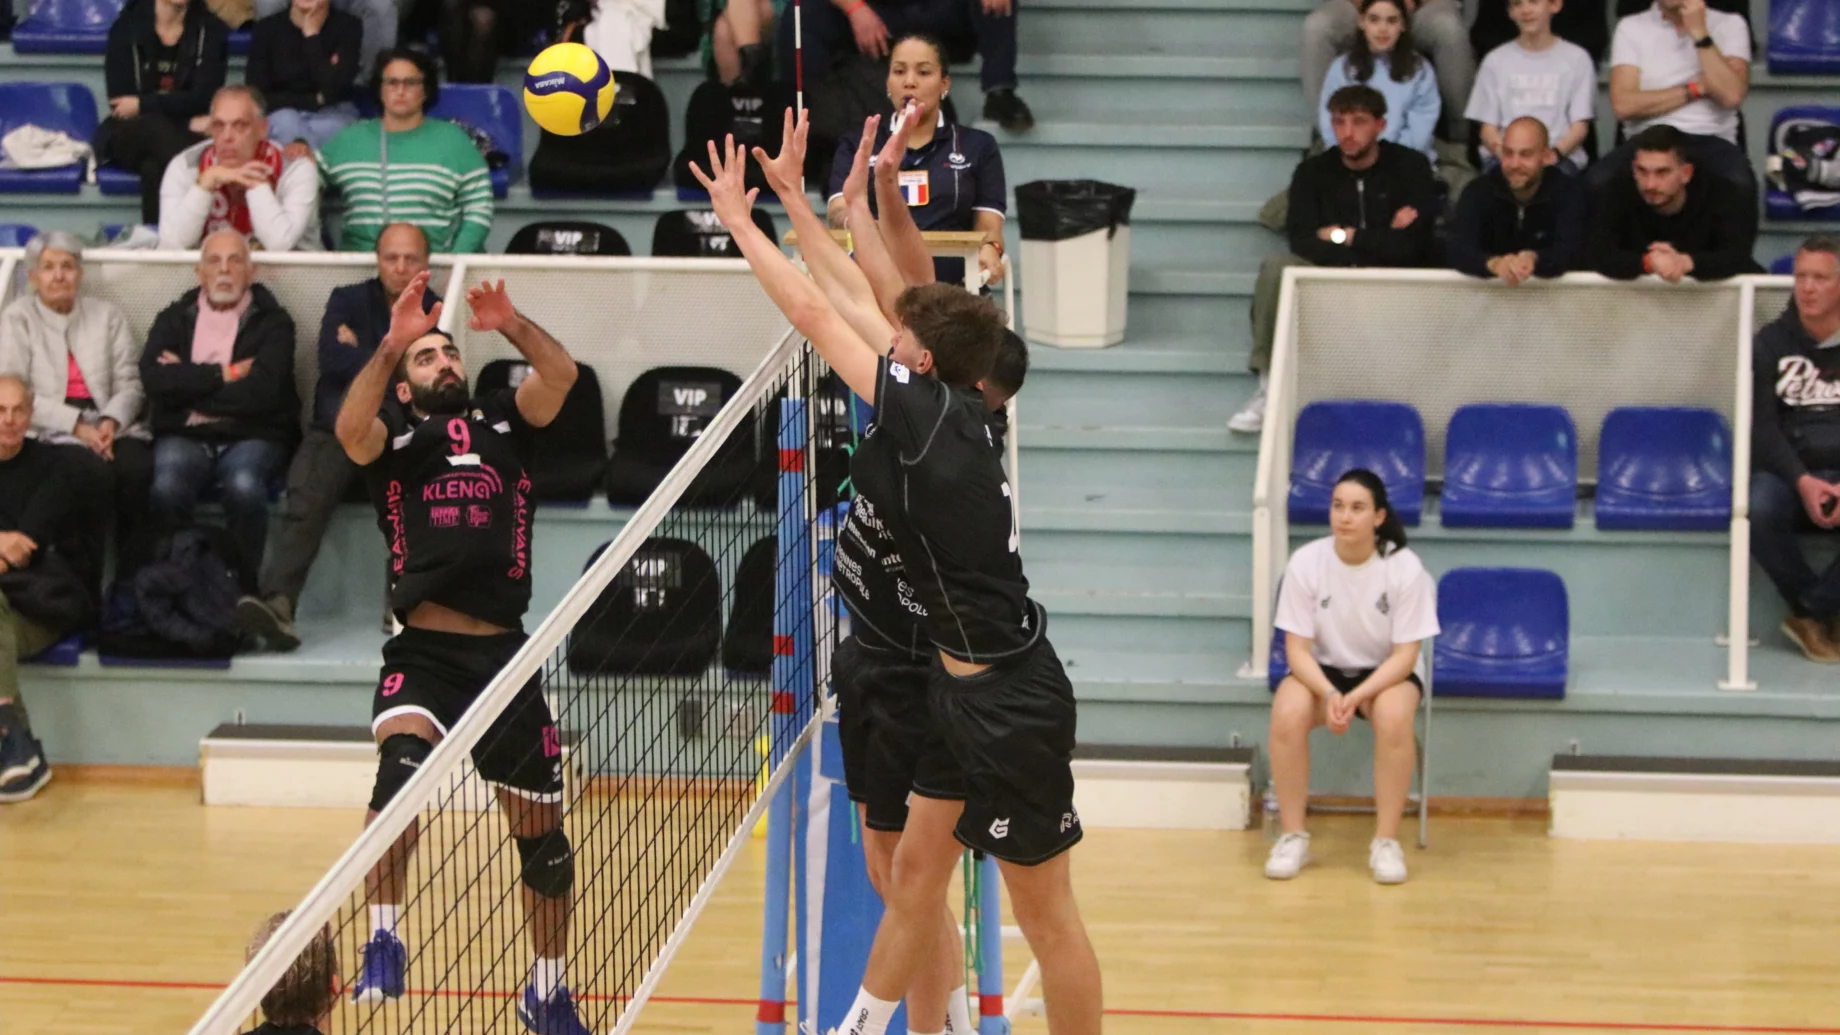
[1550,755,1840,844]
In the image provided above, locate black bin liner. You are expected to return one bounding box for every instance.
[1015,180,1137,241]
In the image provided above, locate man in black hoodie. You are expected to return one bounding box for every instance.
[1447,117,1585,284]
[1588,123,1760,283]
[1751,236,1840,662]
[141,231,299,593]
[95,0,231,226]
[1231,85,1438,433]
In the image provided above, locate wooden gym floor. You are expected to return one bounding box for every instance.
[3,773,1837,1035]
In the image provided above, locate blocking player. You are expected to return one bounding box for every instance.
[332,272,591,1035]
[693,117,1101,1035]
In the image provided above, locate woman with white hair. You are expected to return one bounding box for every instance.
[0,232,155,575]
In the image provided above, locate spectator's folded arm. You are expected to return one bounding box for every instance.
[139,310,226,406]
[193,316,297,419]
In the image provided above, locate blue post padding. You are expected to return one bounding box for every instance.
[976,853,1010,1034]
[761,395,815,1035]
[807,720,906,1033]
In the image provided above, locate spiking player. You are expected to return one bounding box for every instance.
[694,112,1103,1035]
[333,273,592,1035]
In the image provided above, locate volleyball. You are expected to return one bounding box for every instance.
[523,43,615,136]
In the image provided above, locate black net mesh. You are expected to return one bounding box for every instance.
[225,342,834,1035]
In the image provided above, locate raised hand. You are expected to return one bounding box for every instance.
[466,279,518,332]
[841,115,881,207]
[874,108,908,185]
[751,108,809,199]
[383,270,442,352]
[687,134,760,232]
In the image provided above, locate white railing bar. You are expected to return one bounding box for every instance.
[1723,279,1758,691]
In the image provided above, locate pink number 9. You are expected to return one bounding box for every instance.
[381,672,405,697]
[447,418,471,456]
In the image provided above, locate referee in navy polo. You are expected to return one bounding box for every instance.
[826,33,1008,289]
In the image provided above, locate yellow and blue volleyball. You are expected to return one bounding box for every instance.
[523,43,615,136]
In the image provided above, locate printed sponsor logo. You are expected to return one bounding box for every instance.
[1375,592,1390,616]
[533,76,567,89]
[889,362,910,384]
[386,479,406,575]
[467,504,492,529]
[1777,356,1840,406]
[1060,809,1079,833]
[424,468,504,502]
[989,817,1010,839]
[429,505,460,527]
[508,474,532,579]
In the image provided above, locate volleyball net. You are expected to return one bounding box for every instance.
[186,327,839,1035]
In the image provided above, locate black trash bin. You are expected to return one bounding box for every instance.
[1014,180,1136,348]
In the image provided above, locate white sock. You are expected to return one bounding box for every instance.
[944,986,973,1034]
[531,956,566,998]
[369,904,401,935]
[841,989,899,1035]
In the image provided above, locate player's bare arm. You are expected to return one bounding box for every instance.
[338,270,443,466]
[466,279,578,428]
[749,112,897,351]
[871,113,937,289]
[689,135,882,404]
[838,118,909,325]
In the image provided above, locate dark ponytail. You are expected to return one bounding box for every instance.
[1335,468,1408,556]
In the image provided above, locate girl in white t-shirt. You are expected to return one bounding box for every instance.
[1266,469,1439,885]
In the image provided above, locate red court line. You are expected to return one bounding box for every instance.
[3,975,1835,1034]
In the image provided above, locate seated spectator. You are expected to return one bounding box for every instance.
[1749,236,1840,662]
[244,911,338,1035]
[1465,0,1595,171]
[238,224,438,651]
[780,0,1034,132]
[1317,0,1440,162]
[0,376,95,804]
[141,231,300,592]
[1470,0,1607,66]
[706,0,778,87]
[157,86,324,252]
[246,0,365,152]
[1587,124,1761,282]
[1265,469,1437,885]
[1302,0,1472,140]
[1232,86,1437,433]
[1592,0,1752,194]
[1447,117,1585,283]
[253,0,392,84]
[322,49,494,253]
[0,233,156,577]
[95,0,232,228]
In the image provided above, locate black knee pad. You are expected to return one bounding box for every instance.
[515,829,575,899]
[369,733,434,812]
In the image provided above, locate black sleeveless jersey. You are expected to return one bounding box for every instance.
[845,356,1042,664]
[363,388,536,630]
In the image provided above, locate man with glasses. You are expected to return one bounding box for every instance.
[157,85,324,252]
[321,48,495,253]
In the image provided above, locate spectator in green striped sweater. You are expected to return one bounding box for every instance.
[320,49,494,253]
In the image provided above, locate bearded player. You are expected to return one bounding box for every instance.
[333,272,591,1035]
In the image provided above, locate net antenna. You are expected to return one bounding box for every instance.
[187,323,825,1035]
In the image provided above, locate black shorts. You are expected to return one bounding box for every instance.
[833,636,965,832]
[930,638,1081,866]
[372,627,564,803]
[1322,667,1424,720]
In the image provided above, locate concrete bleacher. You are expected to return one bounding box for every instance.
[13,0,1840,802]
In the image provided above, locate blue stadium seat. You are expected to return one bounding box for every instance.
[0,83,99,193]
[227,26,251,55]
[1441,403,1577,529]
[13,0,121,52]
[1595,407,1733,531]
[1768,0,1840,76]
[1288,400,1425,526]
[0,223,41,246]
[428,84,522,199]
[96,164,141,196]
[1771,253,1797,275]
[1434,568,1568,700]
[1765,106,1840,222]
[1266,622,1288,690]
[25,632,84,666]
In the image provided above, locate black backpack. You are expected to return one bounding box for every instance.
[530,71,672,195]
[720,534,776,675]
[475,358,610,501]
[651,207,779,258]
[567,537,722,676]
[506,220,633,256]
[672,78,794,196]
[606,366,757,506]
[98,528,243,660]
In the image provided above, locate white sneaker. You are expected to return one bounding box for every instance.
[1228,387,1266,433]
[1369,837,1408,884]
[1263,831,1311,879]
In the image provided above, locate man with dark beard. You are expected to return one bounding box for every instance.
[333,272,593,1035]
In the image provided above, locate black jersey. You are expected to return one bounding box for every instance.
[364,388,536,630]
[847,356,1041,664]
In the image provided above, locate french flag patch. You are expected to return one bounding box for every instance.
[898,169,930,207]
